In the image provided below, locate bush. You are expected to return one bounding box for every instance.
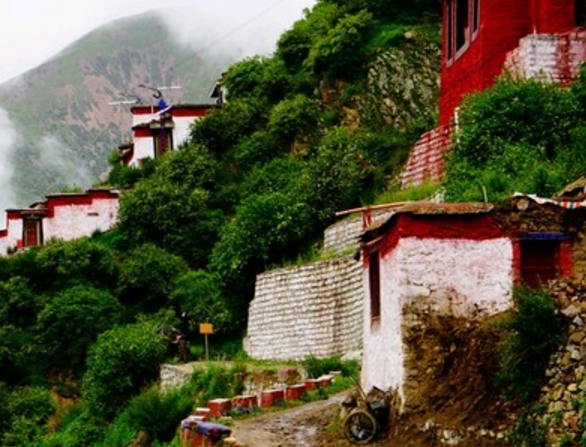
[82,321,167,418]
[116,244,188,312]
[125,385,193,443]
[302,355,359,379]
[1,386,56,447]
[496,286,566,403]
[34,238,119,292]
[190,363,247,406]
[36,285,123,373]
[444,76,582,202]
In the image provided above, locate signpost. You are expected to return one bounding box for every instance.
[199,323,213,361]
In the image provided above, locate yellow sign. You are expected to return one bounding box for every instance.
[199,323,214,335]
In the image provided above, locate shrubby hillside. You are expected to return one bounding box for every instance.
[0,0,445,445]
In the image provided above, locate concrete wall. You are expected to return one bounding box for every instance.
[361,236,514,400]
[244,256,364,361]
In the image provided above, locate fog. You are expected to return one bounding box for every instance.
[0,109,19,213]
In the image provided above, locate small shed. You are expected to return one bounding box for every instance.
[359,197,582,399]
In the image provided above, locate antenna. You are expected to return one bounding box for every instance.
[108,92,143,106]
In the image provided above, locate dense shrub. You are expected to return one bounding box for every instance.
[1,386,55,447]
[82,321,167,418]
[302,355,359,378]
[116,244,188,312]
[125,385,193,443]
[34,238,119,291]
[306,9,374,79]
[444,76,583,202]
[496,286,566,403]
[36,285,123,373]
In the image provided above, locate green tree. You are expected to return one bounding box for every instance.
[36,285,124,373]
[170,271,233,335]
[267,94,321,146]
[0,276,42,328]
[117,147,224,268]
[82,321,167,418]
[1,385,55,447]
[190,99,267,156]
[34,238,118,292]
[116,244,188,312]
[306,9,375,79]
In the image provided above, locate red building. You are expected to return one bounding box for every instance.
[401,0,586,186]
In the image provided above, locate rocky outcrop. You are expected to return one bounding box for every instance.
[536,279,586,445]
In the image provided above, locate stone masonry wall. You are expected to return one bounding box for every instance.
[244,256,363,361]
[323,211,394,256]
[505,31,586,84]
[535,278,586,445]
[400,124,452,188]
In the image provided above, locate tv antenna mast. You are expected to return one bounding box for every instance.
[108,92,143,106]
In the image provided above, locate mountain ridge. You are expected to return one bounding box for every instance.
[0,10,237,206]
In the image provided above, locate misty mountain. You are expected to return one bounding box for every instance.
[0,10,238,206]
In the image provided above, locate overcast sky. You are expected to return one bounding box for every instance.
[1,0,317,84]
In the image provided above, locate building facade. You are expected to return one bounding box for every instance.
[119,104,212,167]
[0,189,119,255]
[401,0,586,186]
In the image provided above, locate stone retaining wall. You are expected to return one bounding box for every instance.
[324,211,393,255]
[244,256,363,360]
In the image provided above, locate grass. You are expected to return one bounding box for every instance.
[375,180,442,205]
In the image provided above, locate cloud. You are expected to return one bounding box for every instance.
[158,2,313,59]
[0,109,20,212]
[38,136,94,191]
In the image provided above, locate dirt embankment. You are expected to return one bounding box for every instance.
[230,313,516,447]
[316,313,516,447]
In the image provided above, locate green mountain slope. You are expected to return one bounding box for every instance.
[0,10,234,205]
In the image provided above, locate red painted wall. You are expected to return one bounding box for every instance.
[439,0,578,125]
[534,0,576,33]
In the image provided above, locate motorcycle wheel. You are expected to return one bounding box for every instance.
[343,408,378,444]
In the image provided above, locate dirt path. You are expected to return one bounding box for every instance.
[231,393,346,447]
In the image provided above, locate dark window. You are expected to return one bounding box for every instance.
[446,0,479,63]
[456,0,469,50]
[23,218,43,247]
[520,240,558,288]
[447,0,454,61]
[473,0,480,32]
[369,250,381,320]
[577,0,586,26]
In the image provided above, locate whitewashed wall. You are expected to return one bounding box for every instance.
[44,197,119,242]
[361,237,514,398]
[0,217,23,255]
[244,256,363,361]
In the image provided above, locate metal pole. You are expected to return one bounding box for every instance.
[205,334,209,361]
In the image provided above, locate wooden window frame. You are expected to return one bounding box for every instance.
[446,0,480,65]
[369,249,381,322]
[23,217,43,247]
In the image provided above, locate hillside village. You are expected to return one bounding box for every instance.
[4,0,586,446]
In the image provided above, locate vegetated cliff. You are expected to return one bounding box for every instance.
[0,11,234,205]
[361,26,440,131]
